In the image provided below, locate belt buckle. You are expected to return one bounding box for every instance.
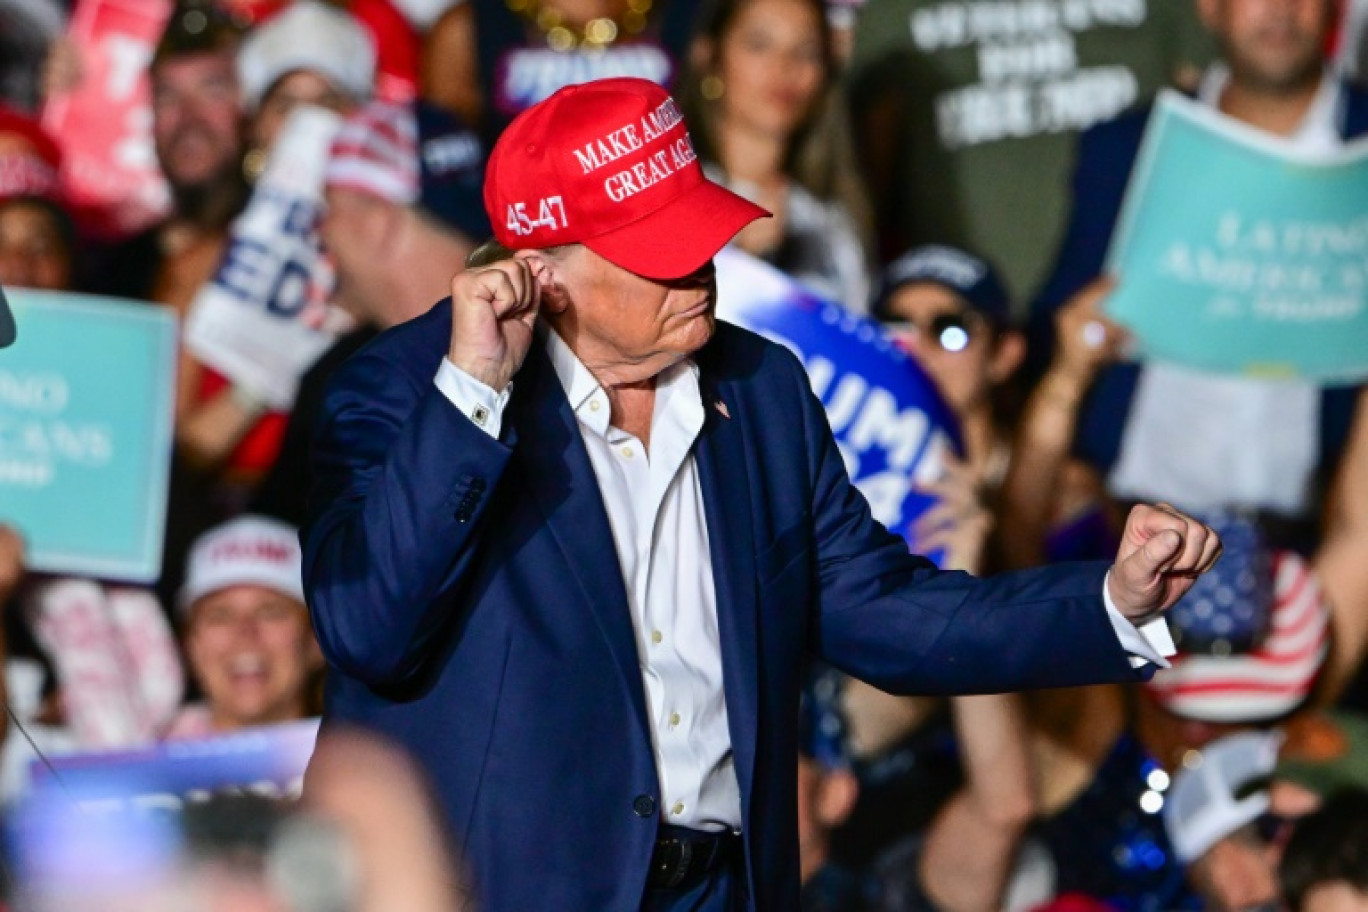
[651,838,680,890]
[651,836,696,890]
[670,840,694,889]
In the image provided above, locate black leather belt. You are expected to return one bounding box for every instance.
[646,825,742,890]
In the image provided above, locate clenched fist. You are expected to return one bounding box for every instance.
[1107,503,1222,622]
[448,255,544,392]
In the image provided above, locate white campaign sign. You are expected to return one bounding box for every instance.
[183,106,345,409]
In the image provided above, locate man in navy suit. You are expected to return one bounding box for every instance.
[302,77,1220,912]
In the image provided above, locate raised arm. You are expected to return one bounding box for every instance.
[998,278,1126,570]
[918,693,1036,912]
[1313,388,1368,704]
[303,259,542,687]
[794,344,1216,695]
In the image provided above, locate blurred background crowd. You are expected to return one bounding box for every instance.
[2,0,1368,909]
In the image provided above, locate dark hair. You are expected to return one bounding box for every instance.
[676,0,873,251]
[0,196,77,263]
[1280,787,1368,911]
[152,0,244,71]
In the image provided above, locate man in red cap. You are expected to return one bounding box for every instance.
[303,77,1221,912]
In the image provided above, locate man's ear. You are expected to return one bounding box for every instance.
[515,248,570,314]
[988,329,1026,385]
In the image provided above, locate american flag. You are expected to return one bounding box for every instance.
[1145,550,1329,723]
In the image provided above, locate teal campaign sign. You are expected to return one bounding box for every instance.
[1106,90,1368,381]
[0,290,175,581]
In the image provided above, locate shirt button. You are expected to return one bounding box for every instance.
[669,712,680,727]
[589,399,601,412]
[671,801,685,816]
[621,446,634,459]
[633,795,657,818]
[650,630,662,645]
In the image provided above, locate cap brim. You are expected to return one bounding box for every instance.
[584,177,769,280]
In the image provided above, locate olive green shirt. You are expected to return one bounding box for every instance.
[848,0,1215,313]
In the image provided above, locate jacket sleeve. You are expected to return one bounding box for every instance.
[779,351,1149,694]
[301,342,514,688]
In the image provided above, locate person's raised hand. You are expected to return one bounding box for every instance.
[912,454,993,575]
[447,256,543,392]
[1052,277,1128,385]
[1108,504,1221,621]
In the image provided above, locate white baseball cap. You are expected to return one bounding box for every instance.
[236,1,376,111]
[1163,729,1284,864]
[179,515,305,612]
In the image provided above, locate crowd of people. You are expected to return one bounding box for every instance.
[1,0,1368,909]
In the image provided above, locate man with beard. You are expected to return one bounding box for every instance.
[1023,0,1368,578]
[96,1,249,309]
[86,3,254,612]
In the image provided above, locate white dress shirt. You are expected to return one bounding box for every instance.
[433,326,1173,830]
[438,329,741,830]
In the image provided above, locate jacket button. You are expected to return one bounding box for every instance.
[632,795,656,818]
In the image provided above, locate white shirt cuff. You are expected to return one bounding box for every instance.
[434,358,511,438]
[1103,570,1175,670]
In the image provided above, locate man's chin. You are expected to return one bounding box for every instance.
[1231,50,1324,95]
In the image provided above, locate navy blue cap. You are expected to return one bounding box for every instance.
[873,244,1011,326]
[414,101,491,241]
[0,286,14,348]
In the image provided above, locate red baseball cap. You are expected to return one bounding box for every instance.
[484,77,768,280]
[0,107,63,203]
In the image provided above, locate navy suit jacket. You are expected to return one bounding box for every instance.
[1028,83,1368,478]
[303,305,1149,911]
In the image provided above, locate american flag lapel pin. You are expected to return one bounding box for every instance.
[714,399,730,419]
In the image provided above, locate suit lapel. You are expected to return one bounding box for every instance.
[509,347,653,745]
[694,371,762,814]
[508,340,763,812]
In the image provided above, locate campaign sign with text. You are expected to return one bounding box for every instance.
[715,248,961,564]
[11,721,319,892]
[184,107,344,410]
[41,0,173,239]
[28,719,320,805]
[0,290,175,582]
[1106,90,1368,381]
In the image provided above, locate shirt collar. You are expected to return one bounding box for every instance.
[1198,64,1344,152]
[539,323,702,438]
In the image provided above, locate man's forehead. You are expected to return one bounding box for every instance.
[1216,0,1331,21]
[154,49,239,88]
